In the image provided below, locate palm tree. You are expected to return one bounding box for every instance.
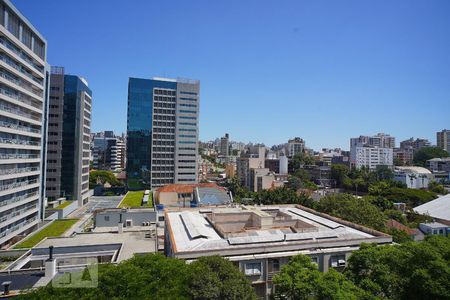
[408,173,417,188]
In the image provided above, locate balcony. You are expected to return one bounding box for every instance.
[0,120,40,135]
[0,216,38,239]
[0,37,44,74]
[0,54,43,86]
[0,70,43,98]
[0,137,40,148]
[0,180,38,192]
[0,204,38,223]
[0,85,42,109]
[0,167,39,181]
[0,153,39,160]
[0,102,41,122]
[0,192,38,211]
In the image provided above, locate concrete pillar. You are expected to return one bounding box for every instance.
[45,259,56,278]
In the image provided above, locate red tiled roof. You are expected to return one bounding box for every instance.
[156,183,225,194]
[385,219,417,235]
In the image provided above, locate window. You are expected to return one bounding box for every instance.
[104,216,110,222]
[180,91,197,96]
[244,262,262,276]
[330,255,346,268]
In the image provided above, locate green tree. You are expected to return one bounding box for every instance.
[291,153,315,171]
[89,170,123,188]
[345,237,450,300]
[315,194,387,230]
[273,255,368,300]
[413,146,449,167]
[330,164,350,188]
[19,254,256,300]
[189,256,256,300]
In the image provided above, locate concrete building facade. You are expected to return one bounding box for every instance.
[0,0,49,247]
[92,131,125,171]
[219,133,229,157]
[437,129,450,153]
[46,68,91,206]
[286,137,305,158]
[127,77,199,189]
[350,134,394,170]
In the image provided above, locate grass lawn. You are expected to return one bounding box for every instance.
[53,201,72,210]
[118,191,153,208]
[14,219,79,249]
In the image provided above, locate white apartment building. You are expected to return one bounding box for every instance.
[0,1,48,247]
[350,134,394,170]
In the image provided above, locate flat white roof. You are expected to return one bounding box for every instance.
[414,193,450,221]
[166,206,386,256]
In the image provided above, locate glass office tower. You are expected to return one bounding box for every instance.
[46,68,92,206]
[127,77,199,189]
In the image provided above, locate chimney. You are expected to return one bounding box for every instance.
[2,281,11,295]
[45,246,56,279]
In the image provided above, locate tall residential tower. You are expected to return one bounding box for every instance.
[437,129,450,153]
[45,67,92,206]
[127,77,199,189]
[0,0,48,247]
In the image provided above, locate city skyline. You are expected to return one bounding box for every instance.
[13,0,450,150]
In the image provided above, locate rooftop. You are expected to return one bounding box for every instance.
[414,193,450,221]
[420,222,449,229]
[165,205,391,259]
[157,183,225,194]
[394,166,432,174]
[34,231,155,262]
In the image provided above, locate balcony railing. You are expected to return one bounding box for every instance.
[0,85,42,109]
[0,153,39,160]
[0,37,44,73]
[0,192,38,208]
[0,102,40,121]
[0,70,43,98]
[0,120,40,134]
[0,179,38,192]
[0,216,38,238]
[0,204,38,223]
[0,137,40,147]
[0,167,39,176]
[0,54,42,85]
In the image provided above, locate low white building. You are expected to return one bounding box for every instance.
[393,166,432,189]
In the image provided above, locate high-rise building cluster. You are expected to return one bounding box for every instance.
[91,131,126,171]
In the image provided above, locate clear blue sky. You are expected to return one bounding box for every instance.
[13,0,450,150]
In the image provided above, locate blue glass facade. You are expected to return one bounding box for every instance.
[60,75,92,199]
[127,78,177,180]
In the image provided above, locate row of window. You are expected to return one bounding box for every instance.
[179,116,196,120]
[153,127,174,133]
[153,121,175,127]
[154,115,175,121]
[153,134,174,140]
[153,140,175,146]
[154,89,176,96]
[179,103,197,108]
[154,108,175,115]
[179,109,196,114]
[153,96,176,103]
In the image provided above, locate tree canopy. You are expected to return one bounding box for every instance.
[273,255,369,300]
[413,146,449,166]
[19,254,256,300]
[89,170,123,188]
[345,236,450,300]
